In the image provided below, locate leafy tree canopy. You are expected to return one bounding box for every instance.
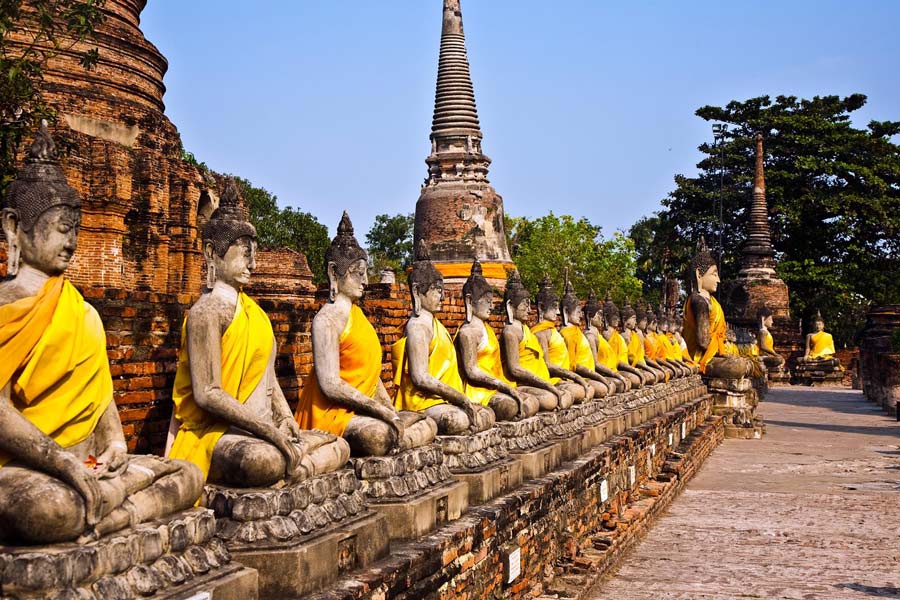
[1,0,106,194]
[365,213,414,280]
[234,176,329,284]
[629,94,900,345]
[506,212,642,302]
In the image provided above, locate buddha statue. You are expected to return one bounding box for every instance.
[636,303,677,380]
[557,278,622,397]
[621,299,663,384]
[657,309,694,377]
[295,213,437,456]
[531,275,597,402]
[756,307,785,370]
[672,314,696,368]
[0,123,203,544]
[682,238,753,379]
[581,290,630,393]
[499,271,574,411]
[646,307,689,378]
[168,179,349,487]
[392,245,495,434]
[600,293,645,388]
[799,310,842,369]
[454,260,540,421]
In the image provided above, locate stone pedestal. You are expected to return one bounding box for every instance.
[0,508,258,600]
[204,469,387,599]
[352,445,468,540]
[496,415,562,479]
[707,377,765,438]
[791,361,845,386]
[438,428,521,504]
[767,365,791,385]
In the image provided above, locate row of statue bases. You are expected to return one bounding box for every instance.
[0,125,844,598]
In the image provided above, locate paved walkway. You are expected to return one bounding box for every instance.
[592,387,900,599]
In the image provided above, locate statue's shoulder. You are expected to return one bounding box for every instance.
[186,293,233,330]
[313,301,352,330]
[0,280,31,305]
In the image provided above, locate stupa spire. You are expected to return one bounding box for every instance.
[740,134,776,274]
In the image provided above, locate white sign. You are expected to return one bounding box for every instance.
[185,594,210,600]
[668,432,674,446]
[600,479,609,502]
[628,465,636,486]
[505,547,521,584]
[650,443,656,457]
[681,422,686,439]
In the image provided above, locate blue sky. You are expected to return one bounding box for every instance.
[141,1,900,238]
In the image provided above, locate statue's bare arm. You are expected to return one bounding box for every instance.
[500,324,558,395]
[690,295,711,351]
[804,333,813,358]
[311,308,396,423]
[456,325,519,398]
[406,318,472,413]
[270,355,304,440]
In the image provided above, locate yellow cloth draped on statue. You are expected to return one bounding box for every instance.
[296,304,382,436]
[663,333,682,362]
[724,340,739,356]
[519,323,560,384]
[738,343,765,378]
[392,317,464,412]
[532,321,571,370]
[761,330,775,354]
[683,295,726,374]
[808,331,836,359]
[627,331,645,366]
[561,325,594,371]
[0,277,113,468]
[609,331,629,366]
[644,332,662,361]
[169,292,273,478]
[457,322,514,406]
[596,332,619,371]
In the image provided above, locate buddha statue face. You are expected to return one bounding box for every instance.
[331,258,368,302]
[696,264,720,294]
[540,299,560,323]
[566,303,584,327]
[415,281,444,314]
[469,291,493,321]
[762,314,773,328]
[607,312,620,329]
[205,236,256,290]
[648,316,658,332]
[624,313,637,330]
[814,318,825,333]
[637,313,649,331]
[3,205,80,276]
[590,309,603,329]
[512,298,531,322]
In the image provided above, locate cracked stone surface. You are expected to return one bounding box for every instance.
[592,387,900,600]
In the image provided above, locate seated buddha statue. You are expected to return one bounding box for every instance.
[756,307,785,370]
[0,123,202,545]
[531,275,597,402]
[295,213,437,456]
[637,303,677,380]
[657,310,693,377]
[454,260,540,421]
[621,299,664,384]
[168,180,349,487]
[392,245,495,434]
[682,238,753,379]
[799,310,842,369]
[499,271,574,412]
[646,307,689,378]
[601,293,645,388]
[581,290,630,393]
[672,314,697,370]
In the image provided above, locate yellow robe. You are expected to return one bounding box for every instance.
[644,331,662,361]
[760,330,776,354]
[0,277,113,467]
[664,333,683,362]
[532,321,571,370]
[392,317,464,412]
[169,292,274,478]
[596,331,619,371]
[296,304,382,436]
[808,331,836,359]
[627,330,646,366]
[518,323,560,384]
[561,325,595,371]
[683,295,726,374]
[609,330,629,366]
[458,322,514,406]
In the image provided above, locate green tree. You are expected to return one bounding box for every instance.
[509,212,642,301]
[630,94,900,345]
[1,0,106,194]
[365,213,414,279]
[234,176,330,284]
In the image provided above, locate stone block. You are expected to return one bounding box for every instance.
[437,427,509,474]
[370,480,469,540]
[515,442,563,480]
[707,377,752,393]
[453,457,523,505]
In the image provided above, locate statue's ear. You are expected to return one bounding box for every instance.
[326,261,340,302]
[411,282,421,317]
[505,299,515,324]
[560,306,569,327]
[1,209,20,277]
[203,241,216,262]
[464,292,473,323]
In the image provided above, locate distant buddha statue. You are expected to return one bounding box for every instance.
[800,310,842,369]
[454,260,540,421]
[601,293,645,388]
[392,244,495,434]
[168,179,349,487]
[499,271,574,411]
[531,275,596,402]
[682,238,753,379]
[756,307,785,370]
[295,213,437,456]
[0,123,202,544]
[657,309,694,377]
[636,302,676,380]
[581,290,630,393]
[621,299,663,384]
[645,306,689,377]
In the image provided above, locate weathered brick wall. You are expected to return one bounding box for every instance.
[860,304,900,414]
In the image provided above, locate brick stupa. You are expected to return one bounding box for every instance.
[413,0,514,285]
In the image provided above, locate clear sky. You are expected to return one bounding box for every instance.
[141,1,900,239]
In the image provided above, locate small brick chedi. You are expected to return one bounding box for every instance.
[414,0,514,284]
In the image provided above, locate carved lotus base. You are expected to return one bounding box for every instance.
[496,414,553,452]
[437,427,509,474]
[0,508,256,600]
[350,444,453,502]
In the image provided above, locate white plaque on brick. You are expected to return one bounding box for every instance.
[600,479,609,502]
[504,547,521,584]
[650,443,656,457]
[668,432,674,446]
[681,422,686,439]
[628,465,636,486]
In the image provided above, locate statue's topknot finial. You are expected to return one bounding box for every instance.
[325,211,368,276]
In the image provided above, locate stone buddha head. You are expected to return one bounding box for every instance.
[535,274,560,323]
[202,178,257,290]
[636,302,649,331]
[2,121,82,277]
[758,307,774,330]
[813,310,825,333]
[462,258,493,323]
[583,289,602,330]
[658,308,670,334]
[622,298,637,330]
[646,306,659,333]
[504,270,530,324]
[408,241,444,316]
[691,237,719,295]
[325,212,368,303]
[725,324,737,344]
[603,291,620,329]
[560,276,582,327]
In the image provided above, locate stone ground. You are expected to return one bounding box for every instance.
[590,387,900,599]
